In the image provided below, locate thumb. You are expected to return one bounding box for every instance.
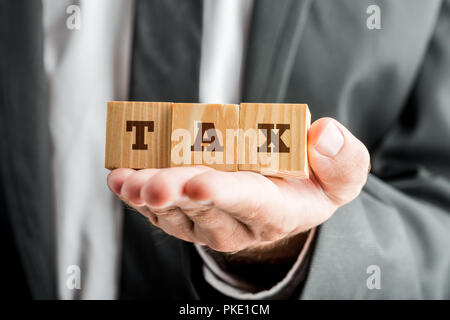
[307,117,370,206]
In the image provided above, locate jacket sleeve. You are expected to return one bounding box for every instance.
[299,0,450,299]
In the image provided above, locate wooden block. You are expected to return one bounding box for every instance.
[238,103,310,178]
[105,101,172,169]
[170,103,239,171]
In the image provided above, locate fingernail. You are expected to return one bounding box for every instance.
[314,121,344,157]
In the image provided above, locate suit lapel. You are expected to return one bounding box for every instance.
[243,0,313,102]
[0,0,57,299]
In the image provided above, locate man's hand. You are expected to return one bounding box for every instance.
[107,118,370,262]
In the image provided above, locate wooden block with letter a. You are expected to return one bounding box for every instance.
[105,101,172,169]
[170,103,239,171]
[238,103,310,179]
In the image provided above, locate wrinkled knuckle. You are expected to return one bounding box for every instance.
[182,206,208,216]
[207,235,231,252]
[259,231,280,242]
[147,214,159,226]
[258,224,285,242]
[206,230,244,252]
[183,207,214,224]
[151,207,178,217]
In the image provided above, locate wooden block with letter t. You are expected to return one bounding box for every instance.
[105,101,172,169]
[170,103,239,171]
[238,103,310,179]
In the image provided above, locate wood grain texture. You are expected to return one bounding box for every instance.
[105,101,172,169]
[238,103,310,179]
[170,103,239,171]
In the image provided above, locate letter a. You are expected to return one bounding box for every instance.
[366,265,381,290]
[66,5,81,30]
[66,265,81,290]
[366,5,381,30]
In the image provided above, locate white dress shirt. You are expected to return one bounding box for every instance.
[199,0,253,104]
[43,0,133,299]
[43,0,311,300]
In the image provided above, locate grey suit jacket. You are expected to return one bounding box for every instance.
[0,0,449,299]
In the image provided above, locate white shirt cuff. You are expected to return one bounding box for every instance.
[195,228,316,299]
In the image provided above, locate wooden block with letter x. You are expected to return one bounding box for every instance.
[105,101,172,169]
[238,103,310,178]
[170,103,240,171]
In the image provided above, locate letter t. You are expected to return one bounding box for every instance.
[126,121,154,150]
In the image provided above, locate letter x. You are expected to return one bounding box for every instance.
[257,123,290,153]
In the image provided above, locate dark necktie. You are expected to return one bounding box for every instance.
[119,0,203,299]
[129,0,203,102]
